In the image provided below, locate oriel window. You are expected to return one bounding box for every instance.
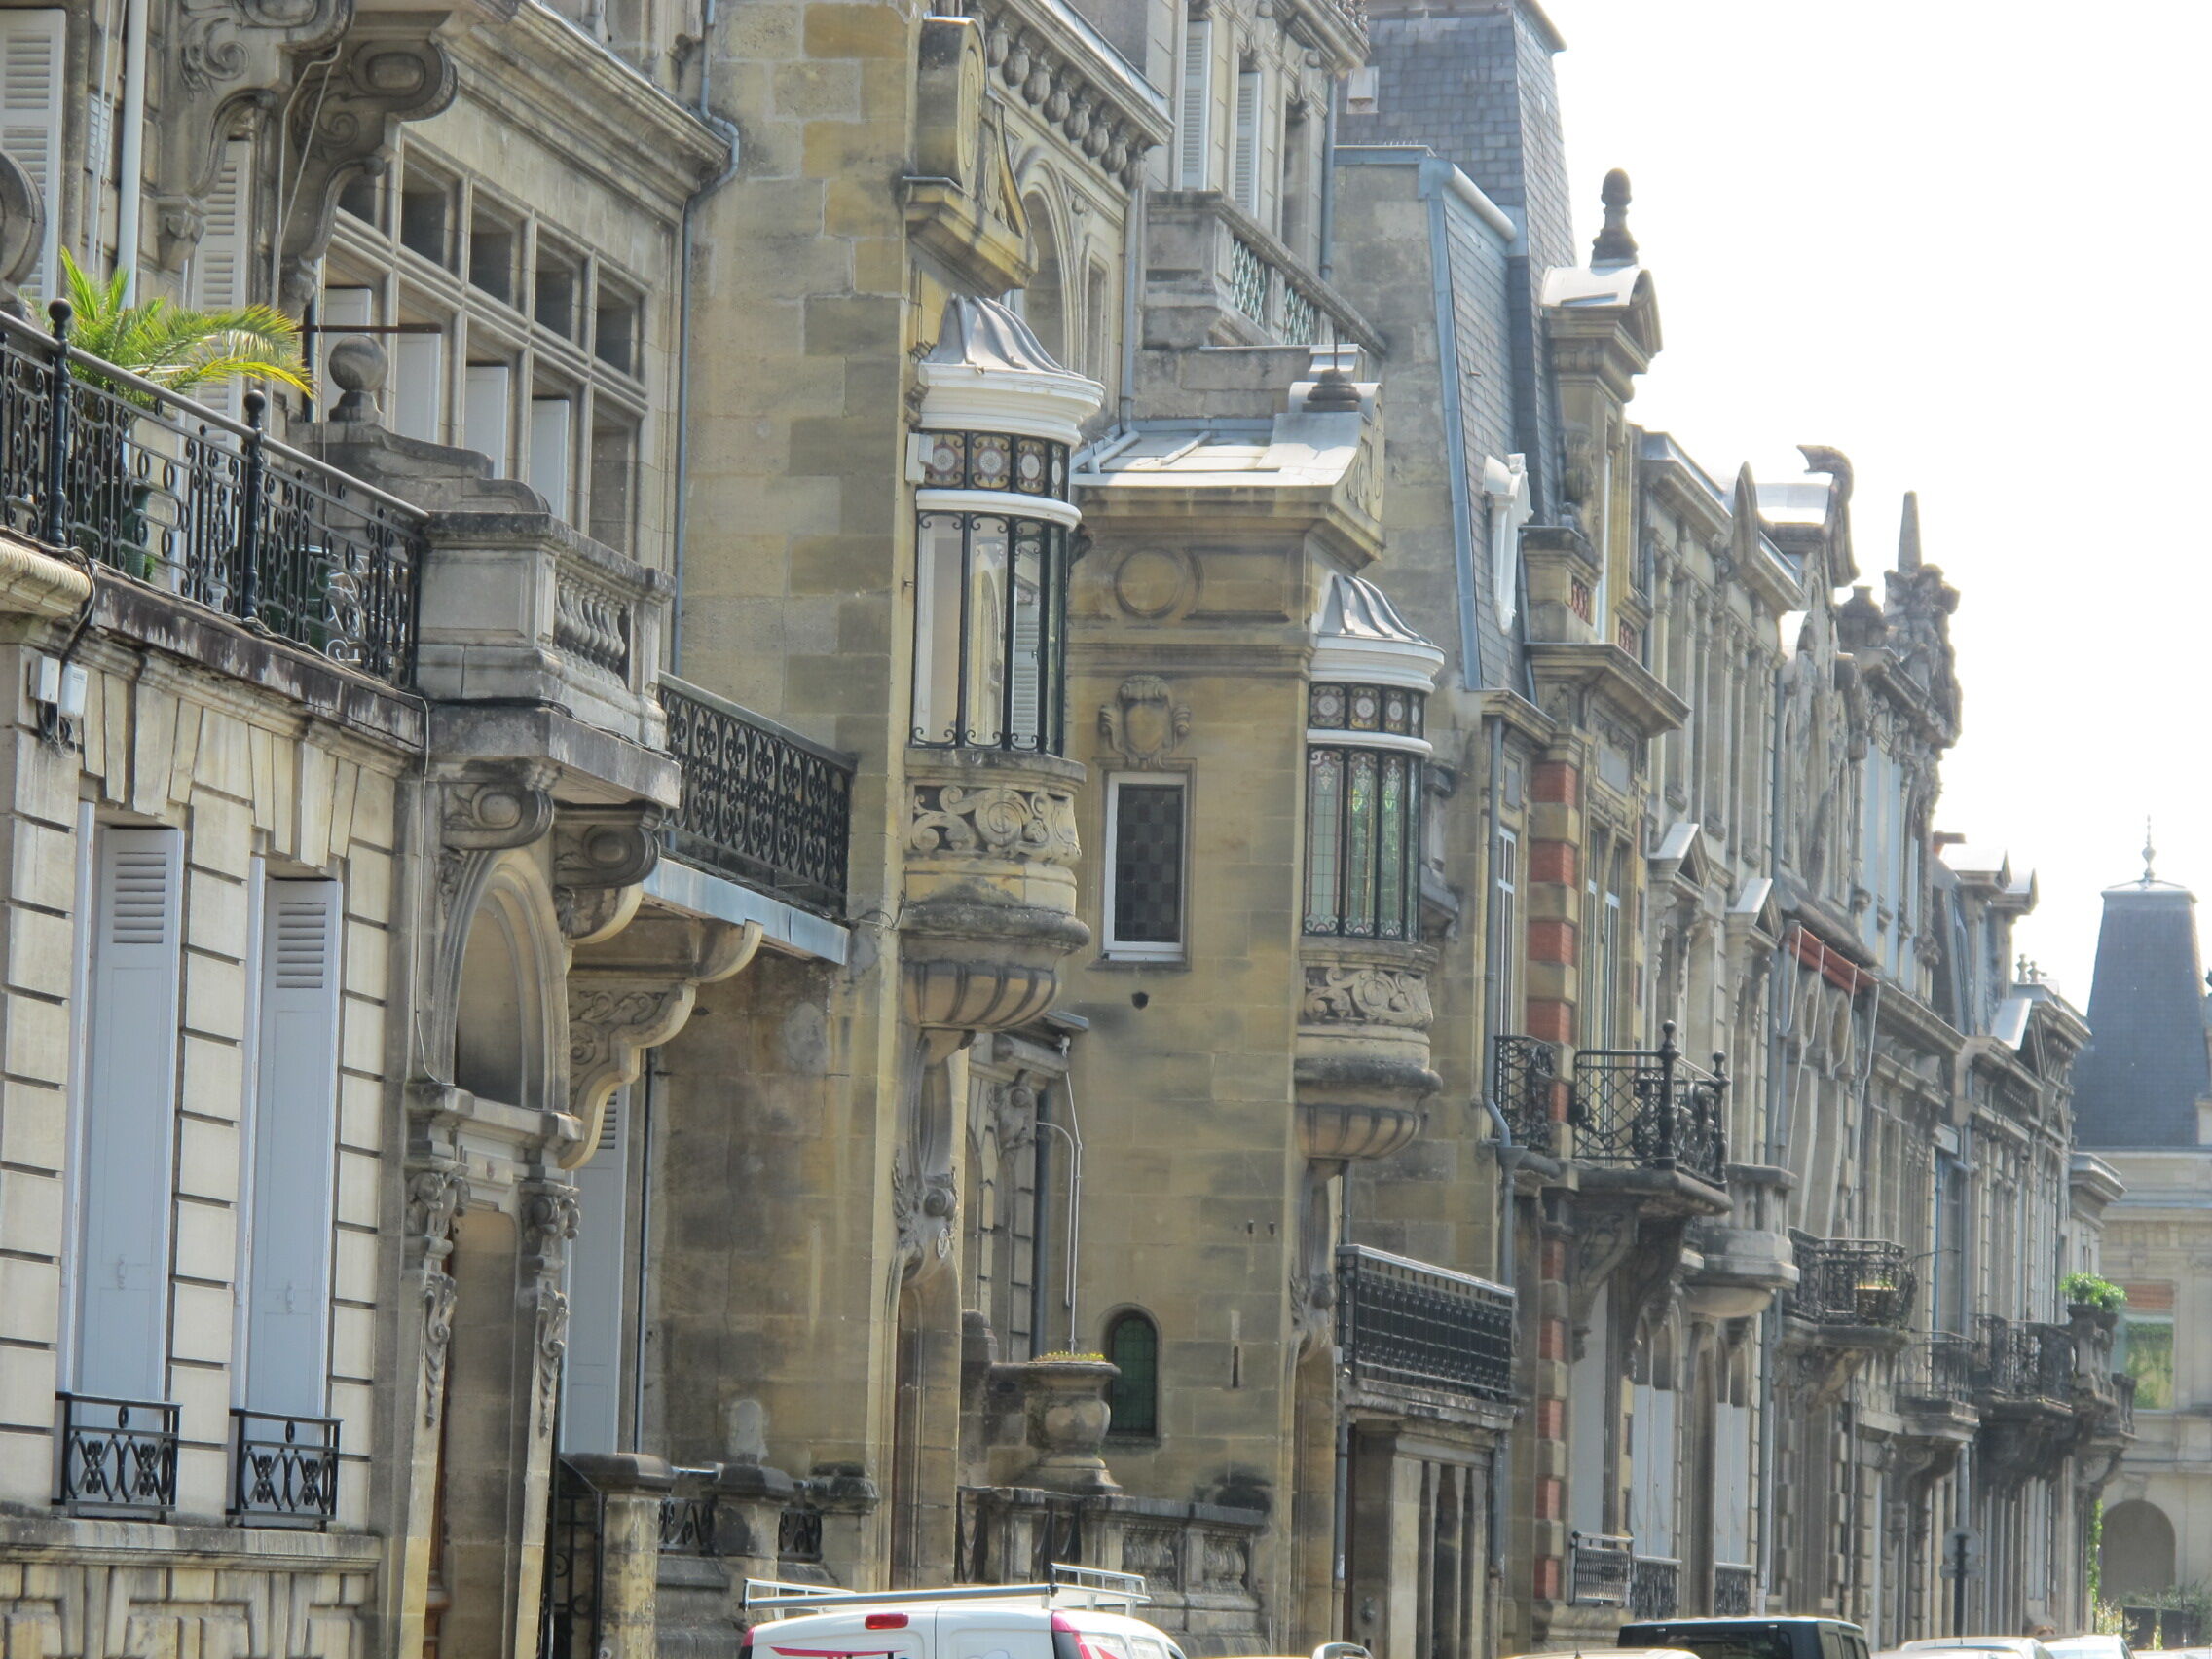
[911,427,1073,754]
[1303,682,1425,940]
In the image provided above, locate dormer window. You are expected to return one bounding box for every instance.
[910,298,1103,755]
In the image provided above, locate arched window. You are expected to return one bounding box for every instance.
[1104,1310,1160,1438]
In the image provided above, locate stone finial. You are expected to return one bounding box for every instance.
[1898,490,1923,571]
[1305,362,1363,413]
[2144,817,2157,885]
[326,334,387,423]
[1591,167,1639,269]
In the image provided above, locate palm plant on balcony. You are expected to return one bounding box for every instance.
[55,248,310,582]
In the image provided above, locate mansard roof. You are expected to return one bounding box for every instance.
[2073,874,2212,1149]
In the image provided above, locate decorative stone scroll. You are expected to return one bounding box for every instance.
[1300,964,1432,1030]
[908,780,1081,867]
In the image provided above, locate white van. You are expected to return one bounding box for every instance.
[741,1567,1190,1659]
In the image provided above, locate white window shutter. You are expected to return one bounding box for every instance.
[77,828,184,1401]
[0,12,64,302]
[562,1090,628,1453]
[1232,68,1260,213]
[243,880,341,1416]
[392,330,445,443]
[1176,16,1211,190]
[529,395,572,520]
[462,362,511,469]
[189,139,253,420]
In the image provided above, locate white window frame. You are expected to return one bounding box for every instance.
[1102,772,1188,963]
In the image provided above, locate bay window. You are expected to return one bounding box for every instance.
[1303,682,1424,940]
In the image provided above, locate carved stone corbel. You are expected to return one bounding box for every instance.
[560,916,762,1167]
[407,1160,469,1426]
[895,1028,969,1285]
[553,803,664,943]
[278,17,459,307]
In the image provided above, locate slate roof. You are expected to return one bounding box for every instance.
[2072,877,2212,1148]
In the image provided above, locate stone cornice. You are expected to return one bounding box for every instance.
[451,4,728,211]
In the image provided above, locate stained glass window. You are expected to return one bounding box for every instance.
[1302,683,1424,940]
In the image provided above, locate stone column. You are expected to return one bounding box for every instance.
[564,1453,675,1659]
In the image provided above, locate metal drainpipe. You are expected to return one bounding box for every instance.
[1029,1082,1053,1353]
[1478,715,1518,1589]
[113,0,148,294]
[1119,180,1143,433]
[1317,86,1339,284]
[1757,659,1788,1607]
[670,1,742,676]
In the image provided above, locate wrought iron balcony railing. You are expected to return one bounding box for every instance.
[779,1502,826,1564]
[1335,1243,1515,1405]
[1493,1033,1562,1155]
[1569,1022,1727,1184]
[1714,1562,1756,1616]
[1,304,425,683]
[1975,1317,2075,1405]
[541,1456,605,1659]
[2114,1370,2137,1437]
[1569,1530,1632,1605]
[1898,1333,1977,1407]
[55,1391,179,1517]
[1786,1234,1917,1330]
[229,1408,338,1527]
[1630,1554,1681,1620]
[660,676,856,916]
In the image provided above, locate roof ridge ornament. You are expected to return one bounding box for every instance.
[1590,167,1639,270]
[1898,490,1923,571]
[2145,817,2157,885]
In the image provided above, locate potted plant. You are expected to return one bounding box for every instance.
[53,248,309,587]
[2063,1271,2125,1332]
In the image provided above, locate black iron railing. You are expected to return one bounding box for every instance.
[1787,1234,1916,1330]
[659,1468,719,1556]
[1,303,424,683]
[1335,1243,1515,1405]
[229,1408,339,1527]
[1493,1033,1562,1154]
[1899,1333,1977,1406]
[2114,1371,2137,1436]
[1714,1562,1756,1615]
[660,676,855,916]
[1630,1554,1680,1619]
[55,1391,179,1517]
[1975,1317,2075,1405]
[779,1503,825,1564]
[539,1456,605,1659]
[1569,1022,1727,1184]
[1569,1530,1632,1605]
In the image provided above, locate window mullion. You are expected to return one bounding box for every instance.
[952,515,974,746]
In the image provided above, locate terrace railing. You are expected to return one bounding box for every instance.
[660,676,856,916]
[1714,1562,1757,1615]
[658,1466,719,1556]
[1,302,424,683]
[1975,1317,2075,1405]
[55,1391,179,1518]
[1787,1234,1916,1331]
[1335,1243,1515,1406]
[1493,1033,1562,1155]
[1630,1554,1680,1619]
[1569,1022,1727,1184]
[1568,1530,1632,1606]
[1898,1333,1978,1407]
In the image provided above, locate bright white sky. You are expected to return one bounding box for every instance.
[1545,0,2212,1001]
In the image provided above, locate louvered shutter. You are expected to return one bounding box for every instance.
[243,879,341,1415]
[1232,68,1260,212]
[189,138,253,419]
[0,12,63,302]
[561,1088,629,1452]
[76,828,183,1400]
[1176,16,1211,190]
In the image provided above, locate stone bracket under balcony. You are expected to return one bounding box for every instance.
[1295,945,1440,1165]
[1682,1163,1798,1320]
[902,747,1090,1034]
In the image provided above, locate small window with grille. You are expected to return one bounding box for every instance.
[1104,1309,1161,1438]
[1104,775,1187,961]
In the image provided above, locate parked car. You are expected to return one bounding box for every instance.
[1620,1617,1874,1659]
[740,1567,1186,1659]
[1899,1639,2058,1659]
[1510,1649,1700,1659]
[2046,1639,2131,1659]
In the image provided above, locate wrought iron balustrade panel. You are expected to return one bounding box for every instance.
[56,1392,179,1517]
[1975,1316,2075,1404]
[1714,1563,1756,1616]
[1630,1555,1680,1620]
[1335,1243,1515,1404]
[1899,1334,1976,1406]
[1569,1531,1632,1605]
[539,1456,605,1659]
[659,1470,719,1556]
[1493,1033,1561,1154]
[779,1503,825,1564]
[1787,1234,1917,1329]
[661,677,855,915]
[1569,1023,1727,1183]
[2114,1371,2136,1436]
[1228,237,1271,326]
[0,306,424,683]
[230,1409,338,1526]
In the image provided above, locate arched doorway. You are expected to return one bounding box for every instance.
[2103,1499,2177,1601]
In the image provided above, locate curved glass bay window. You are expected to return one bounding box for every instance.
[912,428,1073,752]
[1303,682,1425,940]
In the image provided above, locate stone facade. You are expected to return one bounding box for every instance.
[0,0,2120,1653]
